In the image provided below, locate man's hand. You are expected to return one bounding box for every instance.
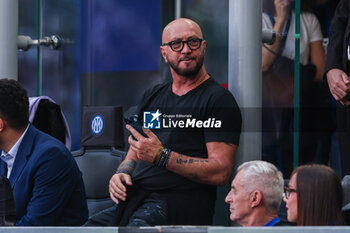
[126,125,162,163]
[327,68,350,105]
[109,173,132,204]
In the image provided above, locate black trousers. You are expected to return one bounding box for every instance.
[85,185,216,226]
[157,187,216,225]
[337,103,350,177]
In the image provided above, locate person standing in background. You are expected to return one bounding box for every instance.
[262,0,327,177]
[325,0,350,177]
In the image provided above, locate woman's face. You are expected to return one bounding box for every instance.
[284,173,298,222]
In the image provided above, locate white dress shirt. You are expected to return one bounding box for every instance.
[1,124,30,178]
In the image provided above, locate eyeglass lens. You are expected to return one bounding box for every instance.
[284,187,296,199]
[171,39,201,51]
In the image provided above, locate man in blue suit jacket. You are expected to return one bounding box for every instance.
[0,79,88,226]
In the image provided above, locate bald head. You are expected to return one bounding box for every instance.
[160,18,206,78]
[162,18,203,44]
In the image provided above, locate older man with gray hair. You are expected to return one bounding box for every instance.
[225,160,289,226]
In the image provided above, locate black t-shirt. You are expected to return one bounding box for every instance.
[132,77,242,191]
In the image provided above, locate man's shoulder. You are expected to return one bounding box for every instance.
[25,125,71,159]
[203,78,239,106]
[24,126,79,180]
[31,126,66,148]
[202,78,232,94]
[144,81,171,97]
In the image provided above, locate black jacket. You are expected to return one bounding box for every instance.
[325,0,350,74]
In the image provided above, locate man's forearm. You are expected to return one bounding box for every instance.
[116,159,136,175]
[168,152,215,183]
[165,142,236,186]
[126,127,236,185]
[116,150,138,175]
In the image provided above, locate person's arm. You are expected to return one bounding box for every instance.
[325,0,348,72]
[325,0,350,104]
[108,149,138,204]
[309,40,325,82]
[262,0,290,72]
[166,142,236,185]
[127,126,237,186]
[16,148,83,226]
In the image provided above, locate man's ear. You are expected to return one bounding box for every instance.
[0,118,5,132]
[250,190,262,208]
[160,46,168,63]
[202,39,207,53]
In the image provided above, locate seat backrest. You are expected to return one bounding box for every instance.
[73,148,125,199]
[73,106,126,216]
[81,106,124,149]
[29,96,72,150]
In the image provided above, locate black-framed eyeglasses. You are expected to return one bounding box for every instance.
[162,38,203,52]
[284,186,297,199]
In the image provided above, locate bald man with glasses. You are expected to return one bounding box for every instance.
[100,18,242,226]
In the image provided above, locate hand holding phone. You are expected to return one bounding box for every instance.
[124,115,148,140]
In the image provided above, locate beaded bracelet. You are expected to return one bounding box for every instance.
[154,147,172,167]
[162,148,172,167]
[157,150,166,166]
[153,146,164,164]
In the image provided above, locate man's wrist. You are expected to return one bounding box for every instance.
[116,169,130,175]
[153,146,164,164]
[154,147,172,167]
[115,159,136,175]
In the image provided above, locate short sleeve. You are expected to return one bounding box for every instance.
[262,13,273,30]
[306,13,323,43]
[203,92,242,145]
[137,82,169,121]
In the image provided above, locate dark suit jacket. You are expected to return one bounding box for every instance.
[0,124,88,226]
[324,0,350,177]
[325,0,350,74]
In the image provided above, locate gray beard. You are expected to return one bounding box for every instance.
[168,56,204,78]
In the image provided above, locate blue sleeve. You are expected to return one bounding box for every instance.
[16,147,79,226]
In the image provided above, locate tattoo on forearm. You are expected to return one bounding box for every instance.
[117,159,136,174]
[175,154,209,165]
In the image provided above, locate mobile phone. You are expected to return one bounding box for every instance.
[123,115,148,139]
